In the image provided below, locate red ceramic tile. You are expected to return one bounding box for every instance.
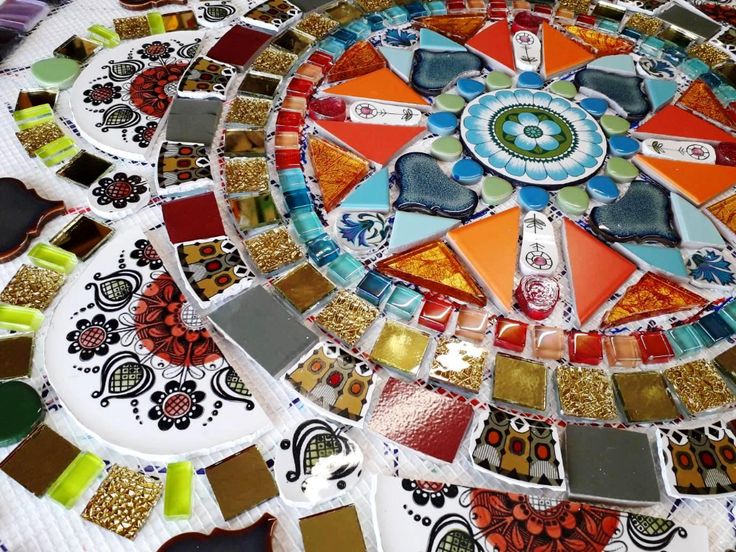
[493,317,528,352]
[568,330,603,365]
[275,149,302,170]
[276,110,304,128]
[207,26,270,68]
[367,377,474,463]
[286,77,315,98]
[418,296,454,332]
[161,192,225,244]
[636,331,675,365]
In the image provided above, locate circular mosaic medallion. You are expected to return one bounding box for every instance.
[460,89,607,187]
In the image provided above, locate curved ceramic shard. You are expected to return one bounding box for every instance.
[512,31,541,72]
[410,50,482,96]
[0,178,65,263]
[394,152,478,219]
[519,210,559,276]
[641,139,715,164]
[574,69,649,120]
[589,180,679,246]
[157,513,277,551]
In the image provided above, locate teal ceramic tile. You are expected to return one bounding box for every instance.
[387,210,459,253]
[616,243,688,280]
[341,169,390,212]
[643,78,677,111]
[385,285,423,320]
[418,28,465,52]
[587,54,636,76]
[670,193,725,249]
[378,46,414,81]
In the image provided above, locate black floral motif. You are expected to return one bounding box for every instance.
[132,121,158,148]
[148,380,205,430]
[92,172,147,209]
[136,40,175,61]
[83,82,122,106]
[402,479,459,508]
[130,238,162,270]
[66,314,121,361]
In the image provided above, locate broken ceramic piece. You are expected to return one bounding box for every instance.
[670,193,725,249]
[511,31,540,72]
[348,100,423,126]
[641,139,715,164]
[686,248,736,289]
[519,210,559,276]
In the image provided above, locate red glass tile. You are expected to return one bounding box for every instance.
[534,4,552,14]
[275,149,302,170]
[286,77,315,98]
[308,51,333,70]
[493,317,528,352]
[576,14,596,26]
[275,124,301,134]
[276,110,304,128]
[567,330,603,365]
[418,296,454,332]
[635,331,675,365]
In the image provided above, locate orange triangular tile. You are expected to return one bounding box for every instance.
[325,41,387,83]
[446,207,520,312]
[633,155,736,206]
[314,120,426,166]
[564,25,635,57]
[376,241,487,306]
[322,67,430,108]
[632,105,736,144]
[541,22,595,79]
[308,136,370,212]
[562,219,636,325]
[602,272,706,328]
[415,15,486,43]
[465,20,515,75]
[677,79,736,131]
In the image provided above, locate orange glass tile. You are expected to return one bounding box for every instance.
[323,67,430,108]
[308,136,369,212]
[540,22,595,79]
[376,241,487,306]
[415,15,486,43]
[708,194,736,234]
[325,41,387,83]
[677,80,736,131]
[564,25,635,57]
[632,105,735,144]
[446,207,520,312]
[466,20,515,74]
[602,272,707,328]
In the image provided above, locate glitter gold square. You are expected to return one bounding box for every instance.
[613,371,678,422]
[225,97,272,127]
[273,262,335,313]
[687,42,729,67]
[665,360,736,415]
[16,122,64,157]
[81,465,162,540]
[225,157,269,194]
[295,13,340,39]
[0,265,64,310]
[113,16,149,40]
[370,320,430,376]
[558,0,590,15]
[556,365,618,420]
[355,0,393,12]
[252,47,297,76]
[625,13,663,35]
[315,290,379,347]
[429,336,487,393]
[492,353,547,411]
[243,226,303,274]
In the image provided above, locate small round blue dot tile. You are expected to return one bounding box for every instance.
[427,112,458,136]
[608,135,640,157]
[456,78,485,101]
[586,175,619,203]
[518,185,550,211]
[452,158,483,185]
[579,97,608,118]
[517,71,544,89]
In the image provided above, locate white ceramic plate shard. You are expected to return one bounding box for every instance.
[44,228,270,459]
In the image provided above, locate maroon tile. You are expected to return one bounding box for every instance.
[161,192,225,244]
[207,25,270,68]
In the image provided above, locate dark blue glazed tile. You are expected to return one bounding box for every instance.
[697,311,734,345]
[574,69,649,120]
[411,50,482,96]
[394,152,479,219]
[356,270,392,305]
[589,180,679,245]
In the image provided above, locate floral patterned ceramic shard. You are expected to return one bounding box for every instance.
[284,343,376,426]
[155,142,212,197]
[519,210,559,276]
[574,69,649,120]
[460,89,606,186]
[367,377,474,462]
[411,50,482,96]
[470,406,565,489]
[274,418,363,507]
[308,136,370,212]
[686,248,736,288]
[195,1,238,27]
[44,229,270,458]
[640,139,715,164]
[540,22,594,79]
[373,476,707,552]
[86,172,150,220]
[157,513,277,552]
[512,30,541,72]
[177,56,236,99]
[657,421,736,498]
[348,100,423,126]
[69,32,203,160]
[325,41,386,83]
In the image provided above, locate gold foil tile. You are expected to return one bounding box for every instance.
[665,360,736,414]
[225,157,269,194]
[273,262,335,313]
[295,13,340,39]
[355,0,393,11]
[429,336,487,393]
[16,122,64,157]
[112,16,150,40]
[492,353,547,411]
[0,264,64,310]
[369,320,430,376]
[687,42,730,67]
[252,47,297,76]
[226,97,272,127]
[556,365,618,420]
[613,371,679,422]
[243,226,303,274]
[315,290,378,346]
[625,13,663,35]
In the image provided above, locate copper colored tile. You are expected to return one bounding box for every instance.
[0,334,34,380]
[300,504,366,552]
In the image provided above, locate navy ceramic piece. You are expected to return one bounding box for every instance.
[394,152,479,219]
[608,135,640,157]
[575,69,649,120]
[579,97,608,118]
[517,71,544,89]
[411,50,482,96]
[589,180,680,245]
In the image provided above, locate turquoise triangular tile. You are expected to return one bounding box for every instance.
[378,46,414,81]
[418,28,466,52]
[617,243,688,280]
[387,211,460,252]
[587,54,636,76]
[671,193,725,249]
[643,78,677,112]
[340,168,390,212]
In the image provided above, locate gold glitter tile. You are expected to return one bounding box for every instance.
[355,0,393,12]
[492,353,547,411]
[273,262,335,313]
[624,13,663,35]
[225,97,272,127]
[558,0,590,15]
[252,47,297,76]
[315,290,378,347]
[556,365,618,420]
[665,360,736,415]
[370,320,430,376]
[225,157,269,194]
[16,122,64,157]
[0,264,64,310]
[113,16,150,40]
[81,465,162,540]
[243,226,303,274]
[295,13,340,39]
[687,42,730,68]
[613,371,678,423]
[429,336,487,393]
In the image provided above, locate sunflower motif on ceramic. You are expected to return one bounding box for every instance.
[87,172,151,220]
[70,31,204,160]
[402,479,459,508]
[155,141,212,196]
[461,89,606,186]
[176,237,255,305]
[274,418,363,507]
[686,248,736,288]
[178,56,237,99]
[283,343,376,426]
[335,212,390,255]
[196,1,238,26]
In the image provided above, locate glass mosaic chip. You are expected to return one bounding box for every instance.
[603,334,641,367]
[315,291,379,346]
[225,157,269,194]
[50,215,113,260]
[0,264,64,310]
[568,330,603,366]
[613,371,678,423]
[300,504,367,552]
[273,262,336,313]
[0,333,34,380]
[454,306,489,343]
[238,71,282,98]
[224,129,267,157]
[229,193,281,232]
[531,325,565,360]
[356,270,393,306]
[243,226,303,274]
[385,285,423,321]
[666,324,705,358]
[15,89,58,111]
[556,365,618,421]
[56,151,113,188]
[418,296,453,332]
[665,360,736,415]
[492,353,547,411]
[636,331,675,364]
[430,336,487,393]
[326,253,366,287]
[306,235,340,267]
[53,35,100,63]
[696,311,735,344]
[370,320,430,376]
[48,451,104,509]
[494,318,528,353]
